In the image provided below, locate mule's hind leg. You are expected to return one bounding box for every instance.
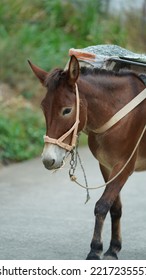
[103,195,122,260]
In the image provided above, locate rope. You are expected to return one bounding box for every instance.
[76,150,90,203]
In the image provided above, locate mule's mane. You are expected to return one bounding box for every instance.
[44,66,145,90]
[80,66,144,83]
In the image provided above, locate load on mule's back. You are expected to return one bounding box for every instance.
[28,45,146,259]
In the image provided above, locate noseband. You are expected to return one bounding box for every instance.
[43,83,80,151]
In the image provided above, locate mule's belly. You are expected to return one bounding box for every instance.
[88,130,146,173]
[135,157,146,171]
[135,132,146,171]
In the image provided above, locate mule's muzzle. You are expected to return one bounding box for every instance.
[42,155,65,170]
[42,143,66,171]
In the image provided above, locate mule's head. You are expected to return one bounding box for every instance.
[28,56,86,170]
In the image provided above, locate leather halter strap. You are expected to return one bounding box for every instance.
[94,87,146,134]
[43,83,80,151]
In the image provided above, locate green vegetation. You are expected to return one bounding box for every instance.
[0,0,145,164]
[0,108,45,164]
[0,0,127,88]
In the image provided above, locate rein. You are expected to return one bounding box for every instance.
[70,124,146,190]
[44,83,80,151]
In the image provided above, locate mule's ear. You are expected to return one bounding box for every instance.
[68,55,79,85]
[28,60,48,85]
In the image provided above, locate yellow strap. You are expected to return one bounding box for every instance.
[94,88,146,134]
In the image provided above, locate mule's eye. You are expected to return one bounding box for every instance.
[62,108,72,116]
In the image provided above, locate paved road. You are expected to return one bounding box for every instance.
[0,147,146,260]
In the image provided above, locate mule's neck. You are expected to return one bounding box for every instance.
[77,72,145,134]
[77,76,115,133]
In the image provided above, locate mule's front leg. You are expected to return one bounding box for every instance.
[86,198,110,260]
[103,195,122,260]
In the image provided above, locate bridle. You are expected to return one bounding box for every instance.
[43,83,80,151]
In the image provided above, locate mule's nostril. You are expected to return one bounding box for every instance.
[47,159,55,167]
[51,159,55,166]
[43,158,55,169]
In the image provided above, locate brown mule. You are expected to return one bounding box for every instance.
[29,55,146,259]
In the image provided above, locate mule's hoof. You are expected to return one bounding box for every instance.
[86,251,101,260]
[103,251,118,260]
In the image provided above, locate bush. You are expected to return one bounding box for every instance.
[0,108,45,164]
